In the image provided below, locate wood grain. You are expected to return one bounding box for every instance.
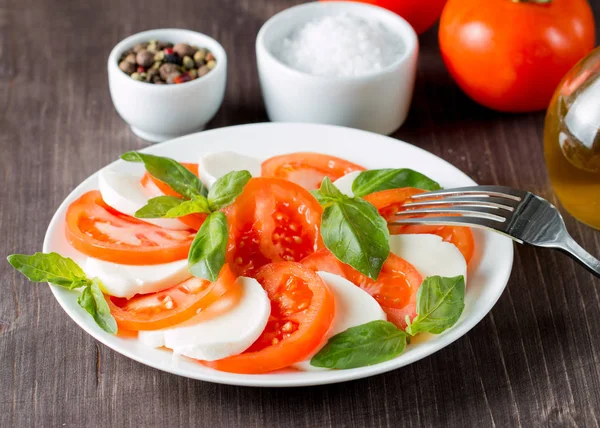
[1,0,599,426]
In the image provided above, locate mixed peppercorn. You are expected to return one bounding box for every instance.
[118,40,217,84]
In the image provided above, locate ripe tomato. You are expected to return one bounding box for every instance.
[65,191,195,265]
[224,178,323,277]
[261,152,365,190]
[203,262,335,374]
[302,249,423,329]
[107,264,239,331]
[364,188,475,263]
[322,0,446,34]
[140,163,206,230]
[439,0,596,112]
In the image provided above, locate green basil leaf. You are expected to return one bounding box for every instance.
[188,211,228,281]
[135,196,185,218]
[77,279,117,334]
[352,169,442,197]
[164,196,211,218]
[121,151,207,198]
[7,252,90,289]
[311,320,407,369]
[321,198,390,280]
[207,170,252,211]
[316,177,347,204]
[405,275,466,336]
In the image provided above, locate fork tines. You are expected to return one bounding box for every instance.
[390,186,529,231]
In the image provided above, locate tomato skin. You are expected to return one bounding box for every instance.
[224,178,323,277]
[322,0,446,34]
[439,0,596,112]
[302,249,422,329]
[65,191,194,265]
[202,262,335,374]
[107,264,239,331]
[261,152,365,190]
[363,188,475,263]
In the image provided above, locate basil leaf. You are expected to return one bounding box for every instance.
[7,252,90,289]
[313,177,347,206]
[121,151,207,198]
[321,198,390,280]
[207,170,252,211]
[77,279,117,334]
[164,196,210,218]
[352,169,442,197]
[311,321,407,369]
[188,211,228,281]
[135,196,185,218]
[405,275,465,336]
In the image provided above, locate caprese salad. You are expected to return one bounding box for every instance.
[8,150,474,374]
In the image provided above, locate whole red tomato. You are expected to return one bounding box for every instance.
[439,0,596,112]
[321,0,447,35]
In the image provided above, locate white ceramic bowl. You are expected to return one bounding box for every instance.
[108,29,227,143]
[256,2,418,135]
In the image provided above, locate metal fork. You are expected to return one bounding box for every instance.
[389,186,600,278]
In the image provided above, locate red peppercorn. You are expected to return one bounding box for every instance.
[164,48,174,55]
[137,66,145,73]
[173,73,191,84]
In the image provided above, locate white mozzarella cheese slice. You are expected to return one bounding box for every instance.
[389,234,467,281]
[85,258,191,299]
[138,276,270,361]
[332,171,362,197]
[198,151,261,188]
[98,169,189,230]
[293,271,386,372]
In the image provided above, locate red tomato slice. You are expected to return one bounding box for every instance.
[65,191,195,265]
[107,264,239,331]
[202,262,335,374]
[302,249,422,329]
[223,178,323,277]
[364,188,475,263]
[140,163,206,231]
[261,152,365,190]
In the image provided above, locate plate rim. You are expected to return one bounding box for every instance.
[42,122,514,387]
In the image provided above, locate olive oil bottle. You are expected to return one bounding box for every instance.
[544,47,600,230]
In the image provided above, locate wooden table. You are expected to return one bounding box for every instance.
[2,1,599,426]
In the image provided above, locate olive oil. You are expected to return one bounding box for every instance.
[544,48,600,230]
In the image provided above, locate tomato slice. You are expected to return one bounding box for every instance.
[65,191,195,265]
[140,163,206,231]
[107,264,239,331]
[364,188,475,263]
[261,152,365,190]
[202,262,335,374]
[302,249,422,329]
[223,178,323,277]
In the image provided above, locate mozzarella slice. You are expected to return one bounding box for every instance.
[389,234,467,280]
[138,276,270,361]
[85,258,191,299]
[98,169,189,230]
[198,151,261,188]
[332,171,361,197]
[293,272,386,372]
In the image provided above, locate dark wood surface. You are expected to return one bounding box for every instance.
[2,0,600,426]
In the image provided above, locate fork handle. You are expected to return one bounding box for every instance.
[556,234,600,278]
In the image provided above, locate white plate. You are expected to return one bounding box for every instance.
[43,123,514,387]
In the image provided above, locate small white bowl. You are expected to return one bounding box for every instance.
[108,29,227,143]
[256,2,418,135]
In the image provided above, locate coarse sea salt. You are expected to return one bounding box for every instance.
[274,13,404,78]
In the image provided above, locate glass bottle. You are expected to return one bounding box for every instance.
[544,47,600,230]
